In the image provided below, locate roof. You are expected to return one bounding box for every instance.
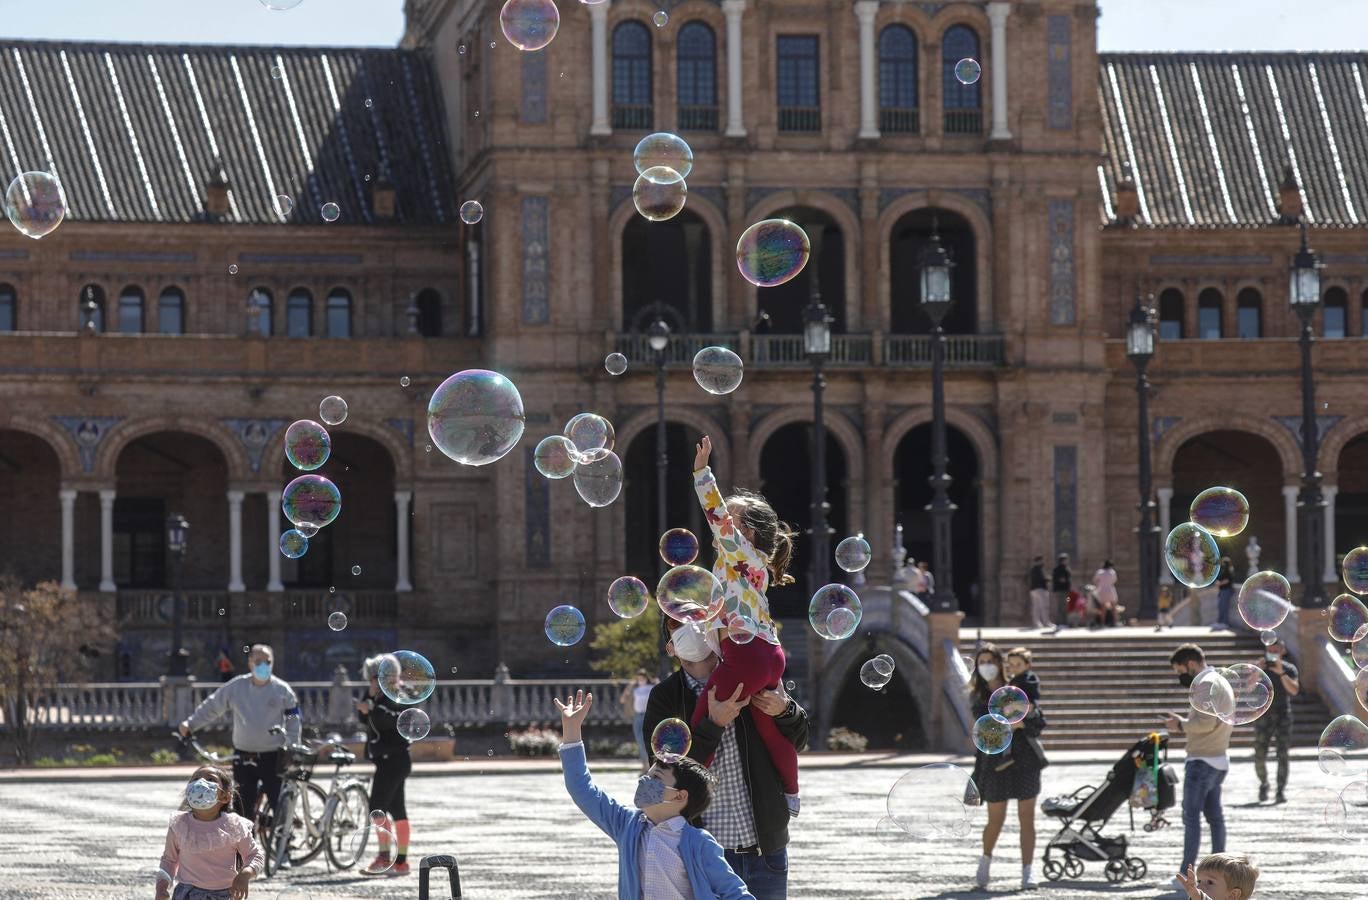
[1098,52,1368,228]
[0,40,456,226]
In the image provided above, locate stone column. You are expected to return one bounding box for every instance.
[1282,485,1300,582]
[986,2,1013,140]
[854,1,880,140]
[1323,485,1338,585]
[1156,487,1174,584]
[722,0,748,137]
[99,489,116,593]
[927,609,967,752]
[227,490,245,592]
[59,488,77,591]
[395,491,413,592]
[267,489,284,592]
[590,1,611,136]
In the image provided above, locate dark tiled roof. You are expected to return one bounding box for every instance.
[0,40,456,225]
[1099,53,1368,228]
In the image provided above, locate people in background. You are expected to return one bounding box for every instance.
[1214,558,1235,629]
[1026,556,1054,630]
[1252,638,1299,804]
[1051,555,1073,628]
[1093,560,1119,626]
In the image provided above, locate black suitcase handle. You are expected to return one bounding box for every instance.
[419,854,462,899]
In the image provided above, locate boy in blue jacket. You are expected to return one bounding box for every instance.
[555,689,754,900]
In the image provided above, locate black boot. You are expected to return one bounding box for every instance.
[1258,783,1268,803]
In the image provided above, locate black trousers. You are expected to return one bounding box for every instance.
[232,750,282,821]
[1253,714,1292,791]
[370,752,412,820]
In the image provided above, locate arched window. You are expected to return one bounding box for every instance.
[1324,287,1348,338]
[248,287,273,337]
[117,286,145,334]
[326,289,352,338]
[80,284,106,332]
[157,287,184,335]
[286,289,312,337]
[1236,287,1262,339]
[676,22,717,131]
[776,35,821,132]
[415,289,443,337]
[879,25,919,133]
[1197,288,1223,339]
[1158,288,1184,340]
[0,283,15,332]
[613,21,653,130]
[942,25,982,134]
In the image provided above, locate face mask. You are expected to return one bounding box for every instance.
[1177,672,1195,688]
[977,663,999,681]
[1265,653,1278,663]
[252,662,272,681]
[633,775,672,810]
[186,778,221,810]
[670,624,719,663]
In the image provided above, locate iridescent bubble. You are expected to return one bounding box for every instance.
[657,564,725,623]
[377,650,436,705]
[499,0,560,52]
[1164,522,1220,589]
[607,575,651,619]
[428,369,526,466]
[296,521,320,538]
[692,346,744,395]
[279,529,308,559]
[726,615,757,646]
[633,133,693,179]
[835,534,872,573]
[887,763,980,839]
[460,200,484,225]
[321,202,340,222]
[1344,546,1368,593]
[1354,637,1368,671]
[652,10,668,27]
[860,657,893,689]
[564,413,616,454]
[1330,593,1368,643]
[809,584,862,640]
[604,352,628,376]
[1355,667,1368,711]
[972,714,1013,754]
[988,685,1030,725]
[736,219,811,288]
[534,435,578,479]
[659,528,700,567]
[1189,486,1250,537]
[1259,629,1278,646]
[284,419,331,471]
[396,708,431,741]
[1189,667,1236,719]
[1237,571,1293,631]
[1214,663,1274,726]
[650,717,691,763]
[633,166,687,222]
[327,611,347,631]
[281,475,342,529]
[573,450,623,507]
[319,395,348,426]
[351,565,361,576]
[4,171,66,239]
[258,0,304,8]
[954,58,982,85]
[545,605,587,646]
[1318,715,1368,776]
[275,194,294,216]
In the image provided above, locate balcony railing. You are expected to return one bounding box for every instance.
[778,106,821,132]
[115,590,398,624]
[612,333,1006,369]
[677,105,718,132]
[943,108,983,135]
[613,104,653,131]
[880,107,920,134]
[751,334,873,367]
[611,332,739,367]
[883,334,1005,366]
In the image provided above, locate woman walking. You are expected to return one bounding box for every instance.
[1093,560,1119,627]
[357,655,414,876]
[619,669,655,773]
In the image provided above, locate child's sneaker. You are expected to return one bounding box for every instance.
[785,793,801,818]
[389,861,411,877]
[361,855,393,876]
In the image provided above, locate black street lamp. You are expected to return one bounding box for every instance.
[919,222,958,613]
[166,513,190,677]
[648,318,672,677]
[1290,220,1328,607]
[1126,295,1160,621]
[805,275,834,597]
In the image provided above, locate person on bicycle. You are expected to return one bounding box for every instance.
[179,644,302,823]
[356,654,413,877]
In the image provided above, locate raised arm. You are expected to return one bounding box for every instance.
[555,691,637,841]
[693,437,765,568]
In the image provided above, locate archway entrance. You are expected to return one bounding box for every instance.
[0,429,62,585]
[758,207,845,334]
[889,207,977,334]
[623,422,706,579]
[1170,431,1284,573]
[828,639,927,751]
[1336,433,1368,559]
[622,208,712,332]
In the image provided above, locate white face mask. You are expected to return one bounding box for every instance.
[977,663,999,682]
[670,623,720,663]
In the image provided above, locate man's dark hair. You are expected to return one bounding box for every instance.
[666,756,716,821]
[1170,643,1205,668]
[660,613,684,645]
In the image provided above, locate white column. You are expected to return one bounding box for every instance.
[722,0,748,137]
[394,491,413,592]
[59,488,77,591]
[267,489,284,592]
[1156,487,1174,584]
[589,1,611,136]
[986,1,1013,140]
[98,489,116,592]
[1282,485,1300,582]
[1324,485,1338,584]
[227,490,245,592]
[855,1,880,140]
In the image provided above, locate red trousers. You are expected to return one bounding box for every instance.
[689,636,799,794]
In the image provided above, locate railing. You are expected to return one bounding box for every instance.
[116,590,398,624]
[943,108,983,135]
[883,333,1005,366]
[677,105,718,132]
[611,332,739,367]
[880,107,920,134]
[750,334,873,367]
[819,587,929,666]
[778,107,821,132]
[0,683,165,731]
[613,104,653,131]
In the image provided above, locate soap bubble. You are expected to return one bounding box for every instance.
[281,475,342,529]
[860,656,894,689]
[284,419,331,471]
[835,534,872,573]
[633,133,693,179]
[428,369,526,466]
[988,685,1030,725]
[809,584,862,639]
[573,451,623,507]
[1259,629,1278,646]
[534,435,577,479]
[460,200,484,224]
[400,376,411,387]
[1238,571,1292,631]
[296,521,320,538]
[345,822,395,872]
[874,815,908,845]
[1189,486,1249,537]
[279,529,308,559]
[1330,594,1368,643]
[604,352,628,375]
[275,194,294,216]
[692,346,744,395]
[396,708,431,741]
[499,0,560,52]
[350,565,361,576]
[1353,638,1368,671]
[657,565,725,623]
[5,171,67,239]
[954,58,982,85]
[564,413,616,455]
[973,714,1013,754]
[1164,522,1220,589]
[319,395,348,426]
[659,528,700,566]
[1345,546,1368,594]
[653,10,668,27]
[376,650,436,705]
[1214,663,1274,726]
[887,763,980,839]
[321,202,340,222]
[1356,667,1368,710]
[545,605,587,646]
[651,717,691,763]
[607,576,651,619]
[736,219,810,287]
[327,611,347,631]
[1189,667,1236,719]
[633,166,687,222]
[876,653,895,670]
[1318,715,1368,776]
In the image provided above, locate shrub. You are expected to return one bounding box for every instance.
[506,727,561,757]
[150,749,180,765]
[588,739,643,759]
[826,726,869,753]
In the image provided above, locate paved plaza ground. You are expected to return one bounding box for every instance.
[3,752,1356,900]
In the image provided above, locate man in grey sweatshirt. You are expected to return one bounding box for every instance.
[179,644,302,819]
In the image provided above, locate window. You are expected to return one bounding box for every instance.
[287,289,312,337]
[117,286,145,334]
[777,35,820,132]
[1324,287,1347,338]
[1158,288,1184,340]
[676,22,717,131]
[613,21,653,130]
[879,25,919,133]
[80,284,106,332]
[942,25,982,134]
[249,288,273,336]
[1236,288,1262,339]
[1197,288,1223,339]
[0,283,14,332]
[326,289,352,338]
[415,289,443,337]
[157,287,184,335]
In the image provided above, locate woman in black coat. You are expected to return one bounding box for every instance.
[356,655,414,876]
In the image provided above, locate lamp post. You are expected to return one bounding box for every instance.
[1126,295,1160,621]
[648,318,672,677]
[919,222,958,613]
[1290,220,1328,607]
[166,513,190,677]
[804,239,833,742]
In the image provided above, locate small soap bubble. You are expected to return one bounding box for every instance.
[1189,486,1250,537]
[319,395,348,425]
[499,0,561,52]
[459,44,467,55]
[5,171,67,239]
[351,565,361,576]
[726,615,758,646]
[534,435,578,479]
[270,65,282,79]
[284,419,331,471]
[1344,546,1368,593]
[396,708,431,741]
[954,58,982,85]
[428,369,526,467]
[344,823,394,872]
[377,650,436,705]
[988,685,1030,725]
[736,219,810,287]
[1259,629,1278,646]
[785,680,796,691]
[607,575,651,619]
[604,352,628,376]
[281,475,342,529]
[633,166,687,222]
[973,714,1013,754]
[275,194,294,216]
[1238,571,1292,630]
[460,200,484,224]
[692,346,744,395]
[835,534,872,573]
[321,202,341,222]
[809,584,862,639]
[657,565,725,623]
[653,10,668,26]
[659,528,700,567]
[651,717,691,762]
[327,611,347,631]
[860,656,893,689]
[400,376,411,387]
[364,98,373,108]
[633,133,693,179]
[1329,593,1368,643]
[296,521,320,538]
[1164,522,1220,588]
[228,264,239,275]
[544,605,587,646]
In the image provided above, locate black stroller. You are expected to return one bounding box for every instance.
[1039,733,1177,884]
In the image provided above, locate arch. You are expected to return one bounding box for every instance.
[676,20,717,131]
[117,285,145,334]
[1154,415,1302,487]
[1197,287,1223,339]
[260,415,411,484]
[881,406,999,483]
[80,283,106,332]
[747,406,865,492]
[1157,287,1185,340]
[612,20,654,130]
[0,282,15,331]
[157,286,185,335]
[620,207,714,332]
[878,192,993,333]
[93,418,252,485]
[610,189,727,331]
[0,414,81,480]
[326,287,353,338]
[887,206,977,335]
[286,287,312,337]
[248,286,273,336]
[1319,415,1368,482]
[941,23,981,133]
[744,190,863,330]
[878,23,919,133]
[1236,286,1262,339]
[614,407,730,477]
[817,629,931,751]
[0,426,68,586]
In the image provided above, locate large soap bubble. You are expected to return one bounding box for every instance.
[1318,715,1368,776]
[428,369,526,467]
[279,529,308,559]
[1214,663,1274,726]
[633,132,694,179]
[318,395,348,426]
[860,656,893,689]
[396,708,431,741]
[657,565,725,623]
[1189,486,1249,537]
[809,584,862,640]
[692,346,744,395]
[1189,667,1236,719]
[284,419,331,471]
[545,605,587,646]
[835,534,872,573]
[1237,571,1292,631]
[887,763,980,839]
[4,171,67,239]
[534,435,577,479]
[1164,522,1220,588]
[736,219,810,287]
[1343,546,1368,594]
[376,650,436,705]
[564,413,616,455]
[499,0,560,52]
[988,685,1030,725]
[972,714,1013,754]
[659,528,700,566]
[651,717,692,763]
[607,575,651,619]
[1330,593,1368,643]
[573,450,623,507]
[633,166,687,222]
[281,475,341,529]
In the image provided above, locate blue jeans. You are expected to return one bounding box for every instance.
[632,712,647,764]
[1181,760,1227,874]
[1216,587,1233,626]
[725,847,788,900]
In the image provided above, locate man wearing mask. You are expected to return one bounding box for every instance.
[1252,638,1299,803]
[1164,643,1233,892]
[645,613,810,899]
[179,644,302,820]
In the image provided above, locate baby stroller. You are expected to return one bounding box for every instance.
[1039,733,1177,884]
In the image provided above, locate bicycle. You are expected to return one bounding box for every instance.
[175,732,274,858]
[261,727,372,876]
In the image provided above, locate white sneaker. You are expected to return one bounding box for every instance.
[976,854,991,888]
[1022,865,1038,889]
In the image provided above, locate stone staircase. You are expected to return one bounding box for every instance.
[958,626,1332,752]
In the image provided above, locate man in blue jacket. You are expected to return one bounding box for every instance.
[556,689,753,900]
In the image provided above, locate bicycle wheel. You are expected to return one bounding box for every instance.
[324,783,373,870]
[255,792,277,878]
[286,781,329,866]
